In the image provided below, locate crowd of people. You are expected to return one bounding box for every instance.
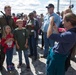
[0,3,76,75]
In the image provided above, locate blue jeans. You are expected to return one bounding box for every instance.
[43,32,54,57]
[28,35,37,58]
[18,50,29,66]
[6,48,13,66]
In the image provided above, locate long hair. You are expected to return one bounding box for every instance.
[64,8,72,14]
[64,13,76,27]
[2,25,11,38]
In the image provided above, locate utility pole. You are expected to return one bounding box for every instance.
[70,0,71,6]
[57,0,60,12]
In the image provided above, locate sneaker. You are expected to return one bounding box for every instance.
[10,65,15,70]
[12,63,15,66]
[41,55,47,58]
[0,66,3,71]
[28,54,33,57]
[40,47,43,50]
[26,65,30,71]
[34,57,37,61]
[17,63,22,68]
[7,66,12,71]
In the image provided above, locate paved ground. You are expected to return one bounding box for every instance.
[0,36,76,75]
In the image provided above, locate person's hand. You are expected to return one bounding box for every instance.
[25,44,28,48]
[5,39,11,43]
[9,38,14,41]
[38,29,40,34]
[31,25,34,28]
[0,39,1,43]
[25,25,27,27]
[16,44,20,49]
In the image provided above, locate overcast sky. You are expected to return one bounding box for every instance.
[0,0,76,15]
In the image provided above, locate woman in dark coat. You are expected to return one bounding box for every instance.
[47,13,76,75]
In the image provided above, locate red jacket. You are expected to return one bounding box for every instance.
[13,17,18,23]
[1,34,14,53]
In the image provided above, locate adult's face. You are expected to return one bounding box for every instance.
[4,7,11,16]
[47,7,54,14]
[33,13,36,18]
[63,16,71,30]
[30,15,34,19]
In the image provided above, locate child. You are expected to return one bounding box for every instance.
[14,19,30,69]
[1,25,14,71]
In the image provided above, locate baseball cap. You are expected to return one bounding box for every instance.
[46,4,54,8]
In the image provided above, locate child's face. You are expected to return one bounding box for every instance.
[16,21,23,27]
[5,26,11,34]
